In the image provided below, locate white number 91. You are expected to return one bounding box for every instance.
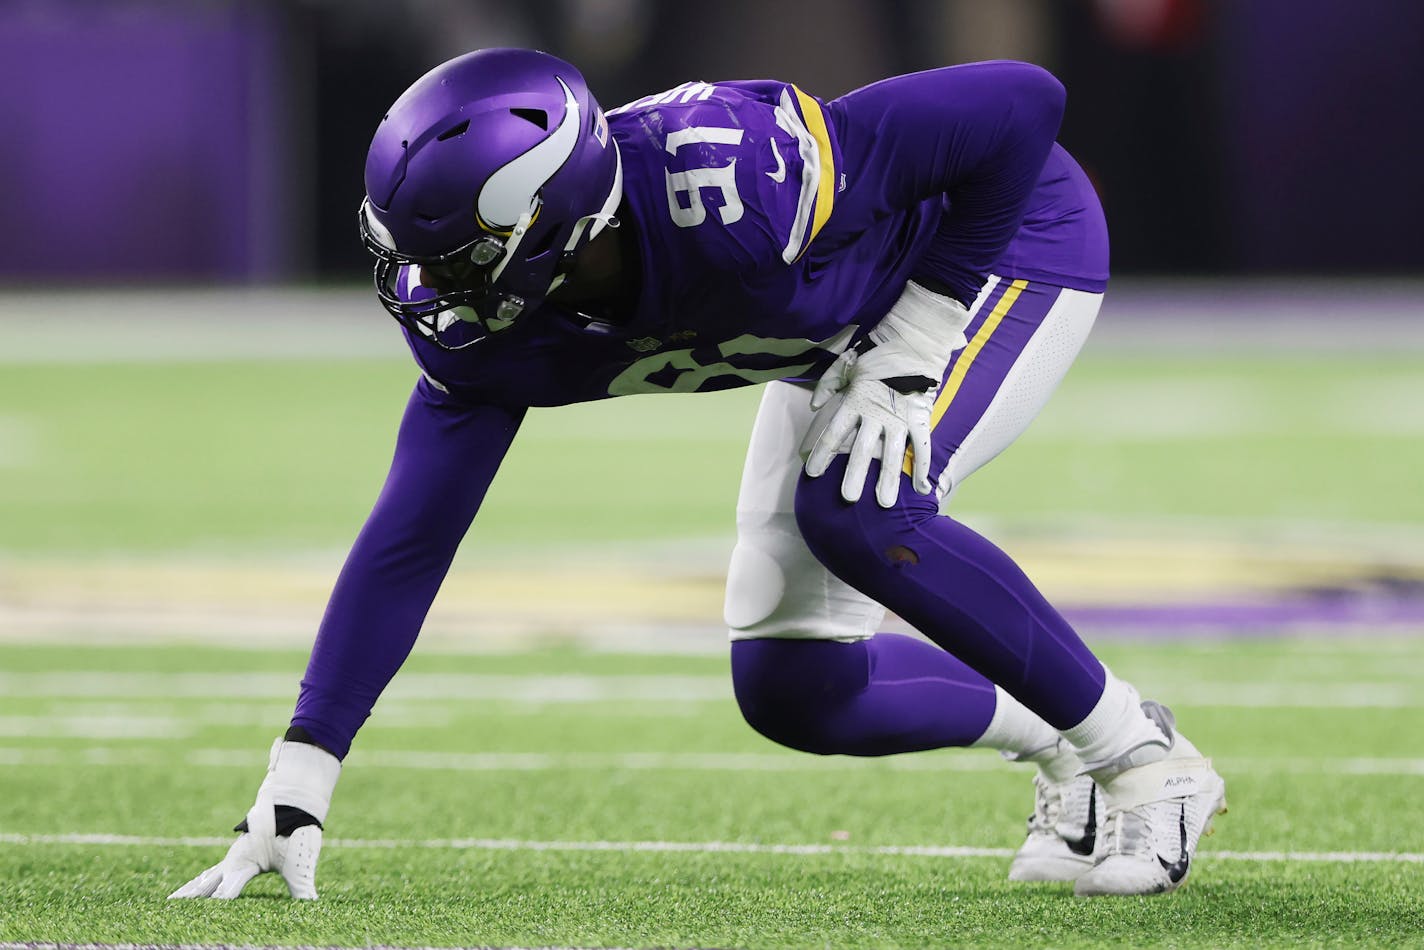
[664,126,745,228]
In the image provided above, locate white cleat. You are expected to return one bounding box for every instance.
[1005,739,1101,882]
[1008,769,1101,882]
[1074,704,1227,897]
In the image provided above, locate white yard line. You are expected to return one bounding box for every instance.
[0,672,732,703]
[0,715,191,739]
[0,705,452,737]
[0,832,1419,865]
[3,745,1423,776]
[2,672,1420,707]
[1167,683,1424,708]
[0,746,1009,772]
[197,748,1015,773]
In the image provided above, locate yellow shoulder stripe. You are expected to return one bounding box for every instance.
[790,86,836,256]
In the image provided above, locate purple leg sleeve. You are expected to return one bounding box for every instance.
[793,456,1106,729]
[731,633,997,755]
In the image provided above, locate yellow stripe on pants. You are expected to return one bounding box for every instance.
[903,279,1028,476]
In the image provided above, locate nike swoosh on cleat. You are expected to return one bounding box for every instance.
[766,138,787,183]
[1156,801,1191,884]
[1065,784,1097,857]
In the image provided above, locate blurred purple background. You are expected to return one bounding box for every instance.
[4,0,1421,283]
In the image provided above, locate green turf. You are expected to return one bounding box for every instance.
[1,640,1422,948]
[4,850,1421,949]
[3,341,1423,946]
[3,351,1423,554]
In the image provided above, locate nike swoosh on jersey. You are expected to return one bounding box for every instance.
[1156,801,1191,884]
[766,138,787,183]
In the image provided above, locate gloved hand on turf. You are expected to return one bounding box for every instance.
[803,280,971,507]
[169,736,341,900]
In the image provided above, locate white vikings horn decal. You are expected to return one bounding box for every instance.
[476,77,581,230]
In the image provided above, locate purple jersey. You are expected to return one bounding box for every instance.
[401,71,1107,408]
[293,62,1109,758]
[995,143,1109,290]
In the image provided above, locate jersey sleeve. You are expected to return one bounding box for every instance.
[821,61,1067,305]
[612,80,843,273]
[290,377,525,758]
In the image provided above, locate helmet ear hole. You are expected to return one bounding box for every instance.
[436,119,471,141]
[510,107,549,130]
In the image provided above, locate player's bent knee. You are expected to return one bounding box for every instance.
[723,538,788,631]
[730,638,872,755]
[792,457,936,575]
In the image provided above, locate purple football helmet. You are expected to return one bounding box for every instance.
[359,48,622,347]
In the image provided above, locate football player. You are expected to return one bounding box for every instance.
[170,48,1225,902]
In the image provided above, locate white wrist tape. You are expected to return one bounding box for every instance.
[255,737,342,824]
[854,280,972,383]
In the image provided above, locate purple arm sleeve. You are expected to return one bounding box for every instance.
[825,61,1066,306]
[290,378,525,758]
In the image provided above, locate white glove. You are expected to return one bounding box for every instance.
[803,357,936,507]
[169,737,341,900]
[803,281,971,507]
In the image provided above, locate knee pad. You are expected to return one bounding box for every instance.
[724,510,885,641]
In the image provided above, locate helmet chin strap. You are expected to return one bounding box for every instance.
[549,140,624,295]
[488,207,537,286]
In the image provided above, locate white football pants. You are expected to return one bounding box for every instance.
[725,277,1103,641]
